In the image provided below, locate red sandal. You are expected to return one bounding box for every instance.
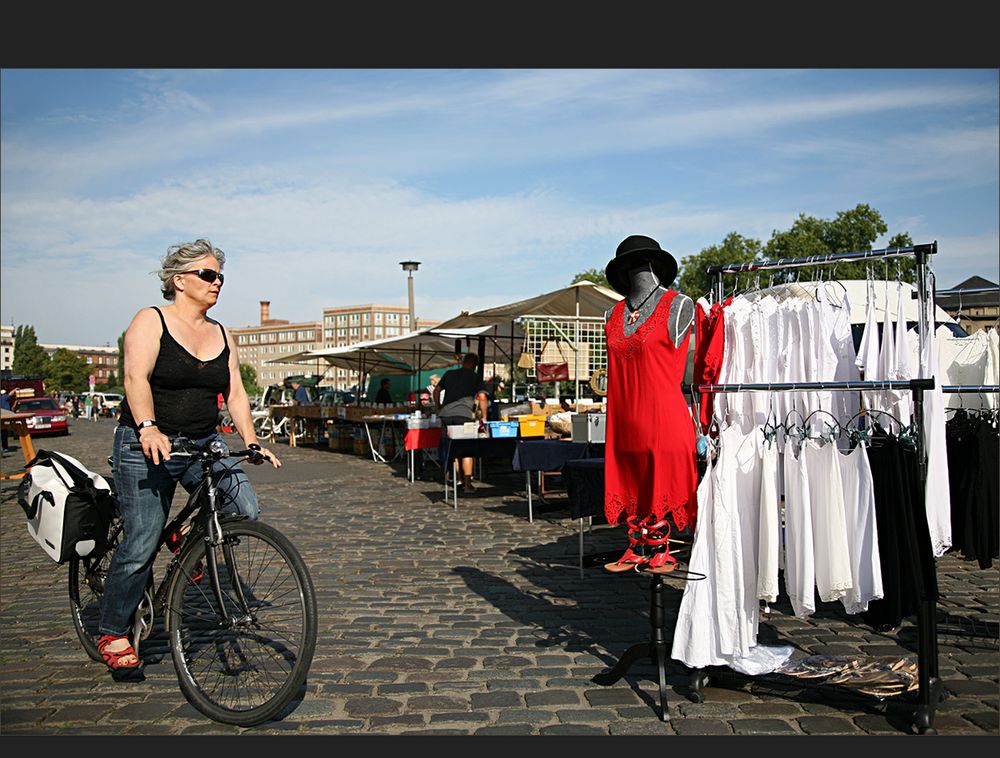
[605,516,651,573]
[97,634,140,671]
[639,517,678,574]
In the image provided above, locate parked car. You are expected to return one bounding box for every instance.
[94,392,123,416]
[10,396,69,436]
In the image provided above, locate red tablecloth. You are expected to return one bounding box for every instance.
[404,427,442,451]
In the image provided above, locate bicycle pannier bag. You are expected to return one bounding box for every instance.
[16,449,114,564]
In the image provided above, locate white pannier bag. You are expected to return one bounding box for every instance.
[16,449,115,564]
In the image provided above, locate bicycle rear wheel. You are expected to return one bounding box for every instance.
[68,515,123,662]
[166,520,317,726]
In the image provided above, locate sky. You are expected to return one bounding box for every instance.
[2,68,997,347]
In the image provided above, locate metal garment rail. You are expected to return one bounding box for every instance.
[686,379,943,733]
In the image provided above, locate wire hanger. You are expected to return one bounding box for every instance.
[802,408,843,444]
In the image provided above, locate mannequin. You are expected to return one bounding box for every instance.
[601,235,698,575]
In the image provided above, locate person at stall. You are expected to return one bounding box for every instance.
[290,380,310,406]
[97,238,281,675]
[434,353,488,494]
[375,378,393,404]
[1,388,11,452]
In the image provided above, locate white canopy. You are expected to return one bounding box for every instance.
[433,280,622,330]
[272,323,526,375]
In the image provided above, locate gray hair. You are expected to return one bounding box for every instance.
[157,239,226,301]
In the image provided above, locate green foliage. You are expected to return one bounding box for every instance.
[675,205,915,297]
[11,325,50,376]
[240,363,260,397]
[117,331,125,381]
[676,233,762,299]
[44,348,90,393]
[97,371,123,394]
[570,268,610,288]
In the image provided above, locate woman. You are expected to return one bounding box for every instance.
[97,239,281,672]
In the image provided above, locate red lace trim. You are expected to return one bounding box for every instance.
[605,491,696,533]
[606,292,675,361]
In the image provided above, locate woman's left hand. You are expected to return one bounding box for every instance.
[249,444,282,468]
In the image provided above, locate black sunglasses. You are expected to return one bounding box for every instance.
[181,268,224,285]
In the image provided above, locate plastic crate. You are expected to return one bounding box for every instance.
[446,423,479,439]
[515,414,546,437]
[487,421,518,438]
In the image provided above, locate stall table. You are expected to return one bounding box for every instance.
[511,439,604,522]
[362,414,408,463]
[563,457,606,576]
[404,426,442,482]
[0,409,37,481]
[439,436,519,508]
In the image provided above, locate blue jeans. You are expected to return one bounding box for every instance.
[99,425,260,636]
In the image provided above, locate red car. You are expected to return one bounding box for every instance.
[11,396,69,436]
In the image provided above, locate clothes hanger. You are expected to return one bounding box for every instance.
[801,408,843,444]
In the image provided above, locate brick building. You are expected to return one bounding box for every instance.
[230,301,323,388]
[40,343,119,385]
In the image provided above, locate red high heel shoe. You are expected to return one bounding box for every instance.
[604,515,651,573]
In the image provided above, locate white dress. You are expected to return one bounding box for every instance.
[832,288,861,422]
[802,440,854,603]
[671,446,793,675]
[837,444,884,614]
[890,281,913,423]
[757,437,781,604]
[782,436,815,617]
[856,280,881,415]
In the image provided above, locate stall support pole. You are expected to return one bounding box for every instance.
[593,575,671,722]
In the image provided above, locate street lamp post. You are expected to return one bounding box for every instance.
[400,260,420,332]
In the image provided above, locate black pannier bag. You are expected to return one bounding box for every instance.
[16,449,115,564]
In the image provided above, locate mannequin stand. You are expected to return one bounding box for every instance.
[592,574,672,721]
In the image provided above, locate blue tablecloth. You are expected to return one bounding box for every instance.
[563,457,605,519]
[511,439,603,473]
[439,436,519,469]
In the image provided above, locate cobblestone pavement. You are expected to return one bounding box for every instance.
[1,418,997,736]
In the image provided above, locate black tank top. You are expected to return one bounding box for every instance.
[119,306,231,437]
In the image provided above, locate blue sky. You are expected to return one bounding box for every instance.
[2,68,997,347]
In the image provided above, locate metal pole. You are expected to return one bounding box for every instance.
[407,273,416,333]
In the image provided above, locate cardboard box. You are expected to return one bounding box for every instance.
[571,413,606,443]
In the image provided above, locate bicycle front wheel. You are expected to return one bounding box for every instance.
[166,520,317,726]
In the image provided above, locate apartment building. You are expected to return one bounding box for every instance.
[0,325,13,372]
[321,304,438,389]
[231,301,324,387]
[40,343,119,384]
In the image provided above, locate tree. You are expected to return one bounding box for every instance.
[11,325,50,376]
[240,363,260,398]
[117,330,125,383]
[675,232,762,299]
[45,348,90,394]
[672,204,914,298]
[763,204,915,282]
[570,268,610,288]
[98,371,123,394]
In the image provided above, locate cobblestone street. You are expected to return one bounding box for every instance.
[1,418,997,736]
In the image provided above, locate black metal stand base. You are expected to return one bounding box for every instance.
[592,575,671,721]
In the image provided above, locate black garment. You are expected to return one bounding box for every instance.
[862,429,939,631]
[118,306,230,438]
[376,387,392,404]
[946,411,999,569]
[437,367,484,421]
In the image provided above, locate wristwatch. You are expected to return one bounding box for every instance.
[137,420,157,430]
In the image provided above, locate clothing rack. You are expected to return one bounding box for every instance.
[689,244,943,734]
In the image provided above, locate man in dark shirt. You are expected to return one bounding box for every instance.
[434,353,488,494]
[291,381,310,405]
[375,378,392,404]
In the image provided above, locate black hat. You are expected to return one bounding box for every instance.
[604,234,678,295]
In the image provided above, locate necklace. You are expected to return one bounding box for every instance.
[625,287,660,325]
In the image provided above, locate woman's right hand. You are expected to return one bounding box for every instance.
[138,425,172,465]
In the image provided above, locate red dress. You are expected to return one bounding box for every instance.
[604,291,698,532]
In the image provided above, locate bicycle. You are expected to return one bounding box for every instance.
[68,436,318,726]
[253,411,305,441]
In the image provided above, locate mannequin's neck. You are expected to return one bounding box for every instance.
[628,267,661,305]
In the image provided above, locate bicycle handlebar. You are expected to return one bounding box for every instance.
[127,436,271,464]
